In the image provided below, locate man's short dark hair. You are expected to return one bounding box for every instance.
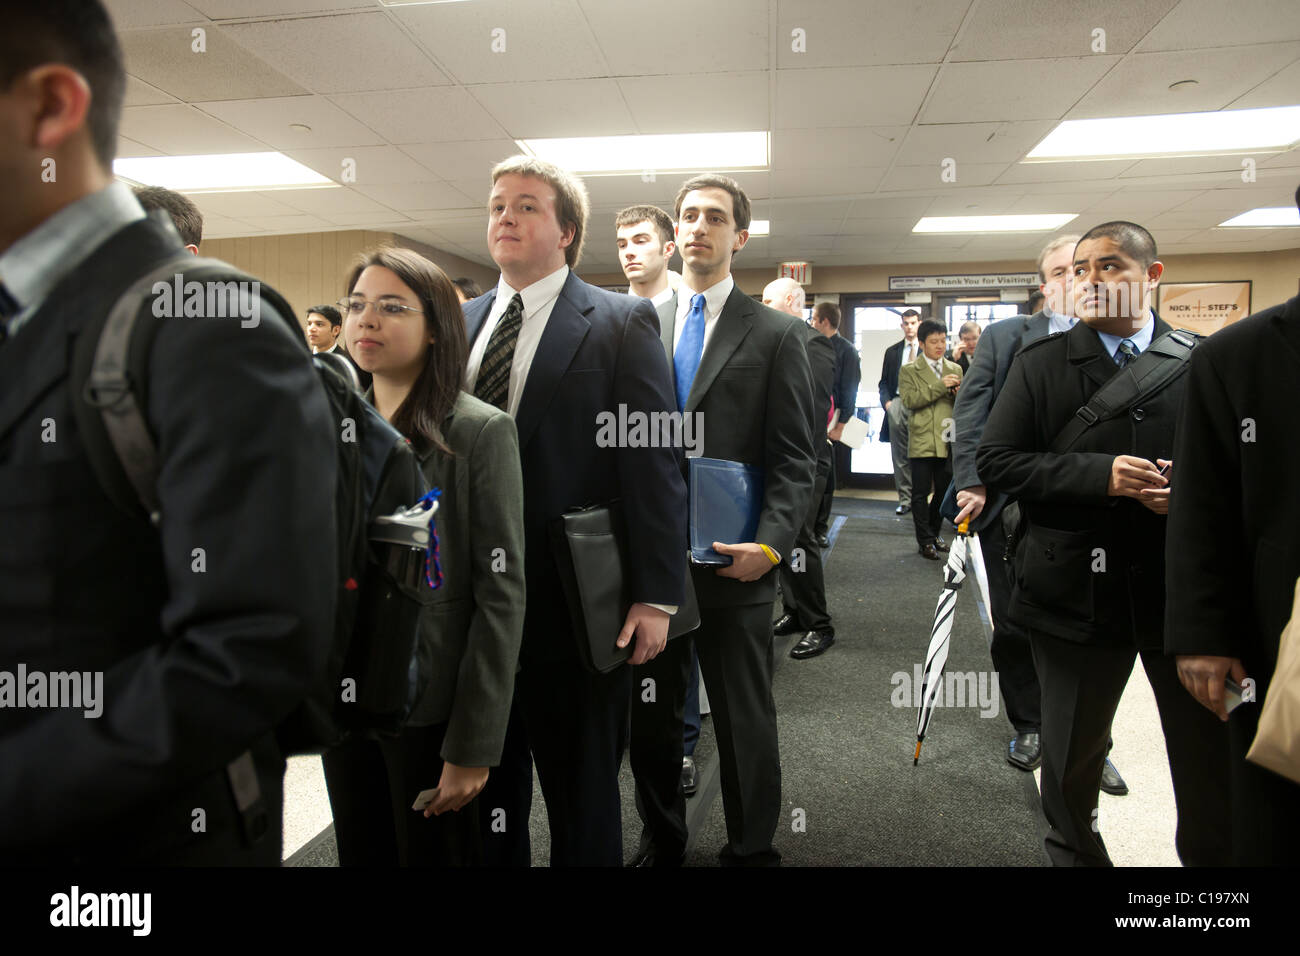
[133,186,204,248]
[1076,221,1158,269]
[615,205,675,248]
[0,1,125,170]
[452,277,482,300]
[674,174,751,232]
[917,319,947,343]
[1026,290,1045,314]
[813,301,841,331]
[307,305,342,328]
[901,309,921,321]
[1294,182,1299,214]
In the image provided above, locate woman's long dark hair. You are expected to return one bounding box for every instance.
[347,246,467,454]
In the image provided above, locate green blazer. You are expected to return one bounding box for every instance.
[405,391,526,767]
[899,354,962,459]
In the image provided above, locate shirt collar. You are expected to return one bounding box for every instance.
[1044,303,1077,334]
[650,285,675,307]
[495,264,569,320]
[1095,310,1157,360]
[677,274,733,322]
[0,182,146,324]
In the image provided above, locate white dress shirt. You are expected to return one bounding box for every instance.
[1095,310,1156,362]
[673,274,734,358]
[466,265,569,419]
[650,285,674,307]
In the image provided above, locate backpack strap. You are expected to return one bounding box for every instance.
[1050,328,1201,454]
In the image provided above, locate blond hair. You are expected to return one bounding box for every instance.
[491,155,590,268]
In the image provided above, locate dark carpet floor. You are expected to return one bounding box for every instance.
[288,496,1049,867]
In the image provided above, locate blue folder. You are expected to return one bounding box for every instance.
[688,457,765,565]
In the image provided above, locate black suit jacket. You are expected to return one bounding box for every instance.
[877,338,916,443]
[1166,294,1300,679]
[976,316,1180,647]
[464,272,687,662]
[657,288,815,608]
[951,311,1052,523]
[802,324,836,473]
[0,215,336,858]
[829,332,861,426]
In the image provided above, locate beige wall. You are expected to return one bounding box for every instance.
[199,230,498,329]
[585,247,1300,316]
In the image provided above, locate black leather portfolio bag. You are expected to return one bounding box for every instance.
[550,501,700,673]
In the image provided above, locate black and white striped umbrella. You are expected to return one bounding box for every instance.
[913,518,971,765]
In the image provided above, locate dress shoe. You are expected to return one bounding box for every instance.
[681,756,698,797]
[626,842,655,867]
[1007,732,1042,771]
[1100,758,1129,796]
[772,613,802,636]
[934,538,949,552]
[918,544,940,560]
[896,504,910,515]
[816,533,830,548]
[790,630,835,659]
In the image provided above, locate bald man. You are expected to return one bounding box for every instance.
[762,278,838,659]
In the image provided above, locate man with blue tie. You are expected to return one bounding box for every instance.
[647,174,815,866]
[462,156,687,866]
[977,222,1231,867]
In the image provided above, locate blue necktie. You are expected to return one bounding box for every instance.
[1115,339,1138,368]
[674,293,706,412]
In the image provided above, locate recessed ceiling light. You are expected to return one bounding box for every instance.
[1218,207,1300,227]
[519,131,769,174]
[913,214,1078,233]
[288,123,312,133]
[1023,105,1300,162]
[1168,79,1199,91]
[114,152,338,193]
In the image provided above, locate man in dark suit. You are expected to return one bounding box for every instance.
[953,235,1067,773]
[763,278,837,660]
[1165,185,1300,864]
[0,1,336,864]
[977,221,1230,867]
[948,320,981,374]
[879,310,921,514]
[462,156,687,867]
[648,174,815,865]
[813,302,861,545]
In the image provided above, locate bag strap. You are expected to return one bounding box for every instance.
[1050,328,1201,454]
[74,256,305,523]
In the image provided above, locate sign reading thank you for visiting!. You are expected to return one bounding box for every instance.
[889,273,1038,291]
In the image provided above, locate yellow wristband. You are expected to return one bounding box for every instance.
[758,544,779,566]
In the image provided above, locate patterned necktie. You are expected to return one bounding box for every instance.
[474,293,524,411]
[907,343,916,363]
[674,294,707,413]
[1115,339,1138,368]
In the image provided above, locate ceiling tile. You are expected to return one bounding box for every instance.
[893,121,1057,165]
[117,136,165,158]
[125,75,178,107]
[399,140,521,182]
[190,191,307,218]
[201,95,386,149]
[121,104,266,153]
[777,66,938,128]
[996,159,1134,185]
[395,0,608,83]
[333,88,509,143]
[922,57,1121,123]
[771,127,906,168]
[580,0,769,76]
[120,27,308,102]
[272,187,394,216]
[1136,0,1300,51]
[619,73,769,134]
[1068,43,1300,118]
[845,197,933,218]
[283,145,441,185]
[222,12,450,94]
[185,0,370,17]
[950,0,1179,61]
[770,167,886,197]
[883,163,1006,190]
[468,80,635,139]
[352,180,481,211]
[775,0,965,67]
[1230,60,1300,110]
[106,0,205,29]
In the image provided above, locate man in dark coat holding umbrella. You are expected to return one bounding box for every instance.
[977,221,1231,867]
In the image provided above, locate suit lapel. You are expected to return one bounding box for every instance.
[684,285,753,414]
[513,272,591,452]
[656,293,677,360]
[1066,321,1117,390]
[0,306,71,441]
[463,290,497,347]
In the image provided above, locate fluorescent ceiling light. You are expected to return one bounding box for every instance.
[748,220,770,236]
[1219,206,1300,227]
[1024,105,1300,162]
[520,131,769,174]
[113,152,338,193]
[913,214,1078,233]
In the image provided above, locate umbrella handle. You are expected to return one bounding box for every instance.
[958,517,970,536]
[913,739,923,765]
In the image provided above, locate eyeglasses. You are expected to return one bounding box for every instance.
[336,296,424,318]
